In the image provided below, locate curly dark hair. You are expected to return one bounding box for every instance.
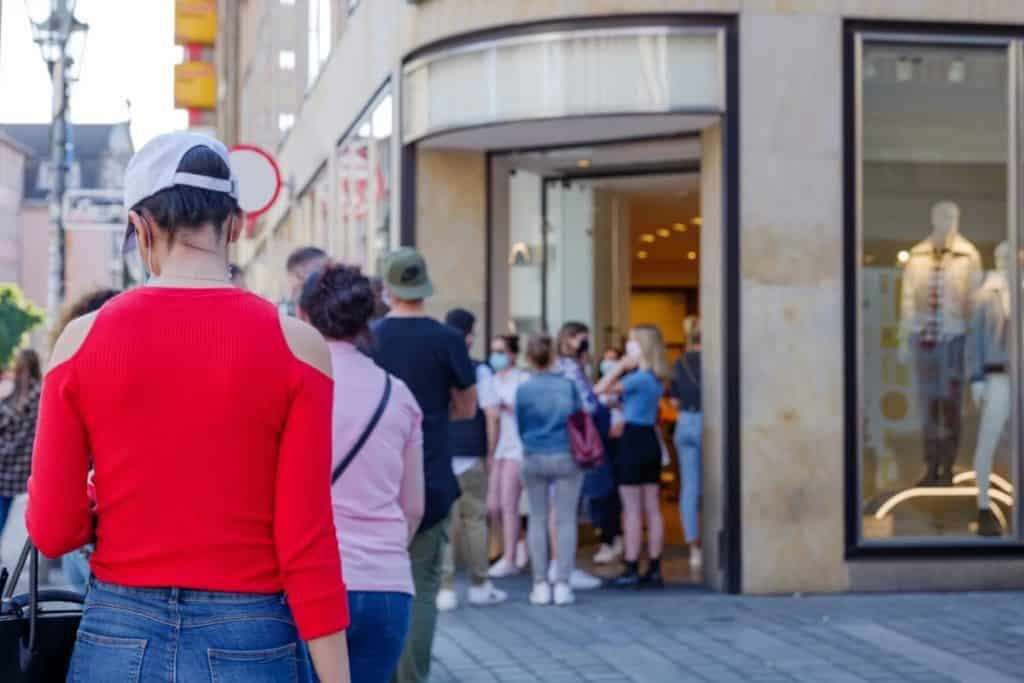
[299,263,376,341]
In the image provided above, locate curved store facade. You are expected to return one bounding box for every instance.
[224,1,1024,594]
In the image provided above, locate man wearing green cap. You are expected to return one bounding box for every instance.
[371,247,477,683]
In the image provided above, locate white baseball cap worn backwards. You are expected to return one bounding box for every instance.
[123,131,239,251]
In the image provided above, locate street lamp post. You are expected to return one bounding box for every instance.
[24,0,88,322]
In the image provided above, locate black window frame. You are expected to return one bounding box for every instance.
[844,19,1024,559]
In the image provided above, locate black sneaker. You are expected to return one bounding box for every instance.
[639,569,664,589]
[978,508,1003,537]
[610,568,640,589]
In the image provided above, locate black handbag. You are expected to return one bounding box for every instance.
[0,540,84,681]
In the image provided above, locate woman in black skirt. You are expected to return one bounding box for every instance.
[594,324,668,587]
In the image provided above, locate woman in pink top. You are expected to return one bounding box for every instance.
[300,263,425,683]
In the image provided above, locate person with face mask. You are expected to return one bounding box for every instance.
[486,335,530,579]
[551,323,607,589]
[28,133,350,682]
[595,325,669,588]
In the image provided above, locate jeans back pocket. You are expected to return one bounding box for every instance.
[208,642,298,683]
[70,630,147,683]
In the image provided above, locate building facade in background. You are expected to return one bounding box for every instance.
[0,131,29,285]
[220,1,1024,595]
[0,122,133,322]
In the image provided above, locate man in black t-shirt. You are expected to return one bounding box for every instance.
[371,248,476,683]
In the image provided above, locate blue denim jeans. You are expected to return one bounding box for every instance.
[63,546,92,595]
[346,590,411,683]
[674,411,703,542]
[69,578,314,682]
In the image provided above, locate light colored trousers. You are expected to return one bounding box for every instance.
[520,453,583,584]
[974,373,1009,510]
[441,460,490,589]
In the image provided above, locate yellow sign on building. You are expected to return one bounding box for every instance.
[175,0,217,46]
[174,61,217,110]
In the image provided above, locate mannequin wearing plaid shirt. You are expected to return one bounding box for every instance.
[899,202,982,486]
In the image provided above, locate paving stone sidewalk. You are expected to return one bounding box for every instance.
[433,577,1024,683]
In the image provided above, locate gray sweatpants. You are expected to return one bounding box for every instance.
[521,453,584,584]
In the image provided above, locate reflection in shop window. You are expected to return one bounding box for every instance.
[858,41,1016,542]
[307,0,332,87]
[335,89,392,273]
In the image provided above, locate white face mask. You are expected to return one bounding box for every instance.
[600,359,618,376]
[626,340,643,360]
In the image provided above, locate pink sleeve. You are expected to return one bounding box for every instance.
[397,392,424,513]
[274,362,350,640]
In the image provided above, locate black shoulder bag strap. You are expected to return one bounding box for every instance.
[331,373,392,485]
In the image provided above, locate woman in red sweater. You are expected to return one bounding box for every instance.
[27,132,350,682]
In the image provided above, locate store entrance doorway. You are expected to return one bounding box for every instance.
[489,137,705,586]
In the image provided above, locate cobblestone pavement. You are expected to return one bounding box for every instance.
[7,496,1024,683]
[433,576,1024,683]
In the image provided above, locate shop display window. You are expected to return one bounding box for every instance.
[855,38,1020,543]
[335,88,392,273]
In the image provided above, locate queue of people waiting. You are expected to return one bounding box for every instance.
[0,132,704,683]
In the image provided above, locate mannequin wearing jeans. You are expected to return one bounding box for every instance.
[898,201,982,486]
[968,242,1012,536]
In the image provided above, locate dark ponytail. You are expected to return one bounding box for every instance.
[132,145,241,243]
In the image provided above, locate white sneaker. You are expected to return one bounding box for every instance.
[612,536,624,556]
[690,546,703,570]
[488,557,518,579]
[436,588,458,612]
[570,569,602,591]
[529,582,552,606]
[467,581,508,607]
[593,543,621,565]
[515,540,529,570]
[553,582,575,606]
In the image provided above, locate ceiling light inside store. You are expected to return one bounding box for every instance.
[687,251,697,261]
[576,159,591,169]
[692,217,702,226]
[657,228,671,238]
[637,250,649,260]
[896,57,915,82]
[948,57,966,84]
[673,223,687,233]
[897,250,910,264]
[640,234,655,243]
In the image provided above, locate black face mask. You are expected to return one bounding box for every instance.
[577,339,590,357]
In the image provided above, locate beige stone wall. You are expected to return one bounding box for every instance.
[699,122,725,591]
[416,150,488,354]
[739,10,847,593]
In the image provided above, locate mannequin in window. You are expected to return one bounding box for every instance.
[898,201,982,487]
[968,241,1012,536]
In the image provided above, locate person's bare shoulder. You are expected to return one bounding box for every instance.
[279,312,332,379]
[48,312,99,373]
